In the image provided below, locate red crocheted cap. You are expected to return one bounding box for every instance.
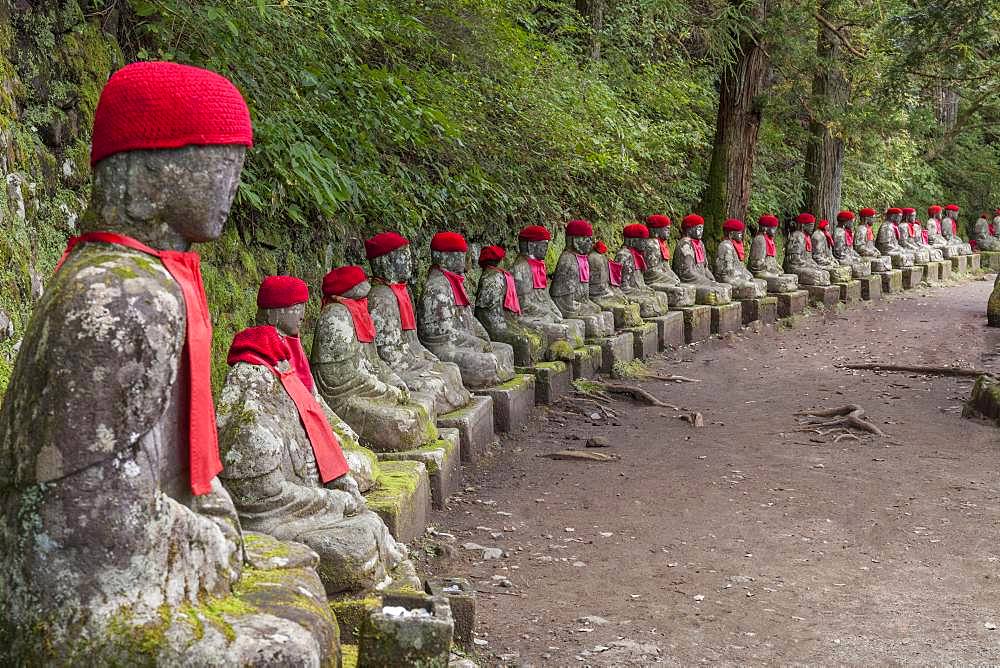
[646,214,671,228]
[365,232,409,259]
[518,225,552,241]
[323,265,367,297]
[91,62,253,167]
[795,213,815,224]
[818,219,831,229]
[257,275,308,309]
[682,214,704,229]
[758,214,779,228]
[478,245,505,266]
[836,210,855,221]
[886,207,902,215]
[927,205,942,215]
[901,207,916,215]
[430,231,468,252]
[945,204,960,211]
[623,223,650,239]
[859,207,877,217]
[722,218,744,232]
[594,241,607,254]
[566,219,593,237]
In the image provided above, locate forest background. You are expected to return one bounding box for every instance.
[0,0,997,393]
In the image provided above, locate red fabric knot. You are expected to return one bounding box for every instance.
[257,275,308,309]
[690,238,706,263]
[527,257,548,288]
[436,267,470,306]
[658,238,671,260]
[365,231,409,259]
[608,260,623,286]
[628,246,647,272]
[575,254,591,282]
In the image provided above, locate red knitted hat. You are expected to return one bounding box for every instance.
[886,207,902,215]
[682,214,704,229]
[817,219,829,229]
[594,241,608,254]
[518,225,552,241]
[323,265,367,297]
[859,208,877,217]
[945,204,960,211]
[901,207,916,215]
[928,205,942,215]
[566,219,593,237]
[91,62,253,167]
[257,275,308,309]
[478,245,505,266]
[758,214,779,228]
[623,224,650,239]
[646,214,671,228]
[365,232,409,259]
[430,231,468,252]
[836,210,855,221]
[795,213,815,224]
[722,218,744,232]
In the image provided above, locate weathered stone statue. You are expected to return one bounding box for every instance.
[714,218,766,298]
[783,213,832,286]
[365,232,471,414]
[970,207,1000,251]
[312,265,438,451]
[831,210,872,277]
[510,225,586,349]
[588,240,641,326]
[671,214,733,303]
[749,214,800,292]
[474,244,546,366]
[811,219,854,282]
[549,219,616,337]
[901,207,935,262]
[619,224,671,316]
[418,231,516,389]
[941,204,973,255]
[218,276,417,595]
[875,207,916,267]
[639,215,697,306]
[854,207,895,271]
[923,205,952,257]
[0,62,335,662]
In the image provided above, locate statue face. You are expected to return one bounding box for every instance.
[341,280,371,300]
[727,230,742,241]
[888,214,901,223]
[432,249,466,273]
[371,245,413,284]
[905,213,916,223]
[842,218,854,229]
[764,226,776,237]
[154,145,246,243]
[687,225,704,240]
[260,302,306,337]
[519,239,548,259]
[651,226,669,240]
[802,222,815,235]
[569,234,593,255]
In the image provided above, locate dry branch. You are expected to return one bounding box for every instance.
[840,363,988,378]
[795,403,885,437]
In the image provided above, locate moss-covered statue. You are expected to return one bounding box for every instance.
[671,213,733,304]
[830,210,872,278]
[923,205,953,257]
[853,208,895,271]
[549,219,616,337]
[474,245,546,366]
[618,224,671,316]
[312,265,439,451]
[748,214,799,292]
[418,231,516,389]
[0,62,337,664]
[587,239,642,328]
[941,204,973,255]
[875,207,917,267]
[784,213,832,286]
[218,276,417,596]
[811,219,854,282]
[899,207,933,263]
[969,206,1000,251]
[714,218,767,298]
[637,215,697,307]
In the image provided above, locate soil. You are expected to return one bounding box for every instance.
[417,276,1000,667]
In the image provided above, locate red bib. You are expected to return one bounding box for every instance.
[575,253,590,282]
[608,260,623,286]
[526,257,548,289]
[489,267,522,313]
[286,335,314,393]
[657,238,671,260]
[436,267,470,306]
[822,230,834,248]
[731,240,745,261]
[690,238,706,264]
[867,226,875,241]
[764,235,776,257]
[844,229,854,246]
[337,297,376,343]
[628,247,647,272]
[804,235,813,252]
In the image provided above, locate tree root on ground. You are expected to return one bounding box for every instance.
[840,363,989,378]
[583,381,681,409]
[794,403,885,437]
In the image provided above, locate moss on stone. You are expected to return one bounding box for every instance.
[547,339,575,361]
[366,460,424,517]
[330,596,380,643]
[495,373,532,391]
[341,643,359,668]
[612,358,647,380]
[534,360,567,373]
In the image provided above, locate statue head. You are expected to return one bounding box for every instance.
[430,231,469,274]
[944,204,959,220]
[622,223,649,250]
[517,225,551,259]
[646,215,671,241]
[478,245,505,271]
[795,213,816,236]
[859,207,876,227]
[758,214,779,238]
[722,218,744,241]
[255,275,309,337]
[681,214,704,240]
[322,265,372,305]
[902,208,916,224]
[565,220,594,255]
[927,205,942,221]
[366,232,413,284]
[886,208,902,224]
[836,211,855,229]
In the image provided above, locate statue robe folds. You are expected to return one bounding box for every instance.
[510,255,586,348]
[875,221,916,267]
[549,251,616,337]
[587,251,642,328]
[638,239,697,306]
[971,217,1000,251]
[811,230,854,283]
[783,230,831,286]
[617,247,670,316]
[852,223,894,271]
[671,237,733,304]
[832,227,872,278]
[474,267,546,366]
[714,238,767,298]
[748,233,799,293]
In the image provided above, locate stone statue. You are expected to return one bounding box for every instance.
[618,225,671,316]
[970,208,1000,251]
[474,244,546,366]
[923,205,953,257]
[588,240,642,326]
[549,219,616,337]
[783,213,832,286]
[901,207,937,262]
[875,207,916,267]
[941,204,973,255]
[365,232,471,414]
[831,210,872,277]
[312,265,438,452]
[0,62,335,662]
[853,207,895,271]
[749,214,800,292]
[418,231,516,389]
[714,218,767,298]
[218,276,417,595]
[639,215,697,306]
[811,219,854,282]
[510,225,586,351]
[671,214,733,304]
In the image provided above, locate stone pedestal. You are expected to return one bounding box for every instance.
[881,269,903,293]
[951,255,969,273]
[676,305,711,343]
[710,302,742,335]
[980,251,1000,271]
[425,578,476,646]
[807,284,841,308]
[923,261,941,283]
[762,274,800,293]
[516,361,572,405]
[436,395,495,464]
[366,460,432,543]
[571,344,601,379]
[971,253,982,271]
[838,280,861,305]
[595,332,634,373]
[740,296,777,326]
[859,275,882,301]
[939,260,952,282]
[359,591,453,668]
[377,430,461,510]
[473,373,536,434]
[646,312,685,349]
[901,266,924,289]
[775,290,807,318]
[628,322,659,359]
[603,302,640,330]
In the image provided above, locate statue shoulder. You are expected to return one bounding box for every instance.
[366,282,396,308]
[217,362,286,480]
[312,303,358,362]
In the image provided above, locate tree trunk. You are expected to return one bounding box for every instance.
[700,0,770,250]
[576,0,604,61]
[803,2,849,223]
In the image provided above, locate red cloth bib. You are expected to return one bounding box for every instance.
[867,226,875,241]
[387,282,417,331]
[657,238,671,261]
[822,230,834,248]
[56,231,222,496]
[526,257,547,289]
[891,223,900,240]
[487,267,522,313]
[435,267,470,306]
[952,219,958,234]
[337,297,376,343]
[690,238,706,264]
[628,247,647,272]
[764,235,776,257]
[575,253,590,282]
[921,229,929,244]
[286,335,314,393]
[804,235,813,252]
[608,260,623,286]
[227,326,349,483]
[731,239,745,261]
[844,229,854,246]
[990,223,996,236]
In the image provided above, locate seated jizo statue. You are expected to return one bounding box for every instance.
[784,213,832,286]
[365,231,471,414]
[618,225,670,317]
[924,205,952,256]
[418,231,516,389]
[549,219,616,337]
[0,62,335,662]
[831,210,872,278]
[811,219,854,283]
[671,213,733,304]
[875,207,916,267]
[900,207,933,263]
[970,206,1000,251]
[714,218,767,298]
[587,240,642,327]
[853,207,895,271]
[941,203,973,255]
[312,265,437,451]
[474,244,546,366]
[639,215,697,306]
[218,276,417,595]
[749,213,799,292]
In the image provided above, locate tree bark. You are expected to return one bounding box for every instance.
[576,0,604,61]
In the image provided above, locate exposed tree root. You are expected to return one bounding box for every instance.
[647,374,702,383]
[795,403,885,437]
[841,363,988,378]
[596,382,680,409]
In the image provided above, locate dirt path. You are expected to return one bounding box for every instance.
[419,277,1000,666]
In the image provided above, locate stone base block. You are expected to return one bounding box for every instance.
[980,251,1000,271]
[971,253,982,271]
[951,254,969,273]
[516,361,572,405]
[775,290,807,317]
[647,312,685,348]
[890,253,915,268]
[869,257,893,273]
[330,597,380,645]
[436,395,495,464]
[694,283,732,305]
[473,374,535,434]
[881,269,903,293]
[593,331,634,373]
[838,280,861,305]
[359,591,453,668]
[676,305,711,343]
[628,322,659,359]
[377,430,461,510]
[570,344,601,379]
[901,266,924,289]
[425,578,476,646]
[923,261,941,283]
[662,284,697,307]
[710,302,742,335]
[807,284,841,308]
[828,265,854,283]
[859,275,882,301]
[760,273,800,293]
[366,460,431,543]
[740,296,777,326]
[939,260,952,281]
